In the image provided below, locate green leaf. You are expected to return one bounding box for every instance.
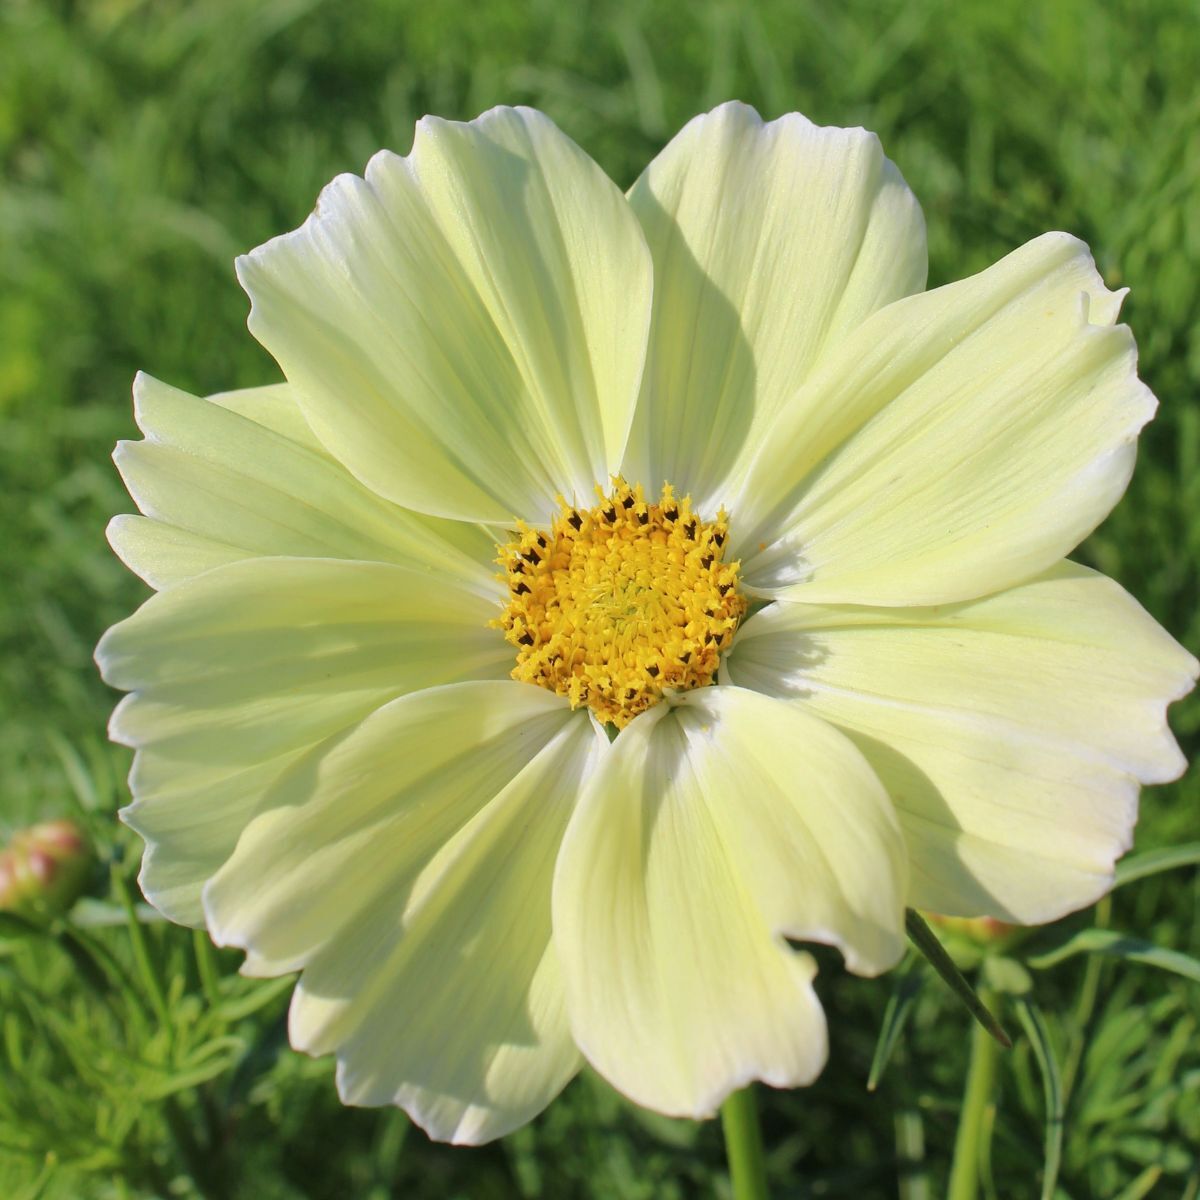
[0,911,138,1013]
[0,912,40,938]
[868,954,924,1091]
[1111,1166,1164,1200]
[62,930,161,1033]
[11,1153,56,1200]
[982,955,1033,997]
[47,729,102,813]
[1014,1000,1064,1200]
[140,1051,244,1100]
[71,898,165,927]
[905,910,1012,1048]
[1113,843,1200,888]
[1028,928,1200,984]
[625,1104,703,1149]
[216,975,295,1023]
[894,1105,930,1200]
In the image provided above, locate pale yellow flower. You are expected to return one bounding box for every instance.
[97,104,1196,1143]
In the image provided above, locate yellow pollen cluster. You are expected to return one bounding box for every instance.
[494,479,748,728]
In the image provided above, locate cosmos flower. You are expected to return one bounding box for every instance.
[96,103,1196,1144]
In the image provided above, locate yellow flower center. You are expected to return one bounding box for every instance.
[494,479,748,729]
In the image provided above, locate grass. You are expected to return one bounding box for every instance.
[1,0,1198,1195]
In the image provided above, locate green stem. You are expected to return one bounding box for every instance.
[193,929,222,1007]
[947,987,1000,1200]
[720,1086,769,1200]
[1062,893,1110,1102]
[110,862,171,1030]
[895,1102,930,1200]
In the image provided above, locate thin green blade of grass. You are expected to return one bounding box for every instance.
[868,954,924,1091]
[1028,929,1200,984]
[1112,843,1200,888]
[905,910,1012,1049]
[1014,1000,1064,1200]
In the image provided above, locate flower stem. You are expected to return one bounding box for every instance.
[947,987,1000,1200]
[110,860,171,1030]
[193,927,222,1006]
[720,1086,770,1200]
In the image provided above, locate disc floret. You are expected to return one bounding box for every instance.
[495,479,748,728]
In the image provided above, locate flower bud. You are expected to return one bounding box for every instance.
[0,819,92,916]
[922,911,1018,969]
[926,913,1015,943]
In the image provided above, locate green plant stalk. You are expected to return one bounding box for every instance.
[895,1102,930,1200]
[110,862,171,1030]
[947,988,1000,1200]
[720,1086,769,1200]
[1061,893,1110,1102]
[193,928,221,1006]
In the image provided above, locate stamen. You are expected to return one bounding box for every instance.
[493,479,748,729]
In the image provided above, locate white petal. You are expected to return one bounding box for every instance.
[553,685,906,1118]
[107,515,249,589]
[737,233,1155,605]
[621,102,926,507]
[110,374,497,594]
[96,556,511,925]
[206,380,325,446]
[204,681,604,1144]
[724,563,1198,922]
[237,106,653,524]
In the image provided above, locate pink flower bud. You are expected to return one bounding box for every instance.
[0,853,17,902]
[0,819,92,916]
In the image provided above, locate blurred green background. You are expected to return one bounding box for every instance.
[1,0,1198,1196]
